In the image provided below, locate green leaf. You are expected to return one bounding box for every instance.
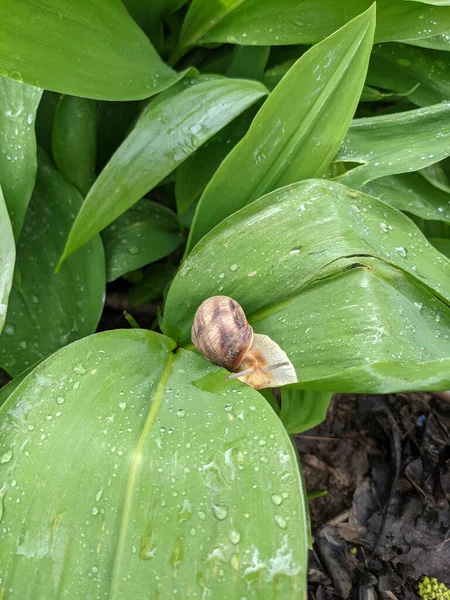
[123,0,188,50]
[58,77,267,265]
[336,103,450,188]
[0,329,308,597]
[0,188,15,335]
[96,101,141,172]
[175,140,236,216]
[52,96,96,196]
[367,43,450,107]
[0,151,105,377]
[174,0,450,58]
[0,76,42,238]
[404,31,450,50]
[227,45,270,80]
[0,0,183,101]
[280,389,333,434]
[102,200,183,282]
[129,263,177,306]
[188,6,376,250]
[35,91,62,156]
[430,237,450,257]
[164,179,450,392]
[362,173,450,224]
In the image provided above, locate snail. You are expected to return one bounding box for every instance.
[191,296,298,390]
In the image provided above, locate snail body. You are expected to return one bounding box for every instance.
[191,296,298,390]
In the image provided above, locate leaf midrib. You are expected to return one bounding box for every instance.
[109,350,176,599]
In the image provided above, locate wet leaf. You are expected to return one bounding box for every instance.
[0,188,15,335]
[123,0,188,50]
[52,96,96,196]
[59,76,267,265]
[0,151,105,377]
[164,179,450,392]
[280,389,333,434]
[102,200,183,282]
[227,45,270,80]
[336,103,450,188]
[0,0,182,101]
[0,329,308,598]
[188,6,376,250]
[367,43,450,107]
[363,173,450,224]
[0,76,42,238]
[174,0,450,59]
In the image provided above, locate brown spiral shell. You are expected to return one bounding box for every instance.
[191,296,253,371]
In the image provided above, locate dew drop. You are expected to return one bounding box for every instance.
[271,494,283,506]
[274,515,287,529]
[212,504,228,520]
[1,451,12,464]
[229,530,241,544]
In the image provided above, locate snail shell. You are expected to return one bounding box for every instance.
[191,296,253,371]
[191,296,298,390]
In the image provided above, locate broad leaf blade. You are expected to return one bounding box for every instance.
[59,77,267,263]
[0,0,182,101]
[363,173,450,224]
[336,103,450,188]
[0,76,42,238]
[0,151,105,377]
[367,43,450,107]
[164,180,450,392]
[52,96,97,196]
[280,389,333,435]
[0,329,308,598]
[188,6,376,249]
[0,187,15,334]
[176,0,450,51]
[102,200,183,282]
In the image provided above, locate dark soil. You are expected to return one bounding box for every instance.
[298,392,450,599]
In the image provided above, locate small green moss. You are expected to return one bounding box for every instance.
[418,577,450,600]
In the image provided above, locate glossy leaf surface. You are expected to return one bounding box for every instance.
[165,180,450,392]
[52,96,96,196]
[103,200,183,282]
[280,389,333,434]
[188,6,376,249]
[59,77,267,264]
[367,44,450,107]
[0,188,15,334]
[0,0,182,100]
[175,0,450,55]
[0,152,105,377]
[0,329,308,598]
[336,103,450,188]
[363,173,450,224]
[0,77,42,237]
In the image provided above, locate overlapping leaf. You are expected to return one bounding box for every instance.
[52,96,97,196]
[0,329,308,598]
[102,200,183,282]
[280,389,333,434]
[164,180,450,392]
[363,173,450,224]
[59,77,267,265]
[0,0,182,100]
[0,151,105,377]
[0,77,42,237]
[188,6,376,249]
[173,0,449,59]
[336,103,450,188]
[367,43,450,107]
[0,188,14,335]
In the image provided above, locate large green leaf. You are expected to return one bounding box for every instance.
[0,76,42,238]
[366,44,450,107]
[280,389,333,435]
[0,151,105,377]
[0,188,15,335]
[123,0,188,50]
[103,200,183,282]
[0,0,182,101]
[173,0,449,60]
[363,173,450,224]
[164,180,450,392]
[0,329,308,598]
[187,6,376,250]
[58,77,267,265]
[404,31,450,50]
[52,96,96,196]
[336,103,450,188]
